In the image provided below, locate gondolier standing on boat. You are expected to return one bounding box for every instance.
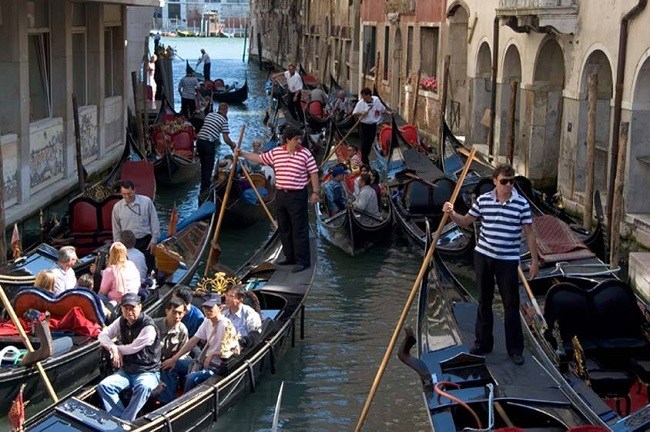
[284,63,304,122]
[237,126,319,273]
[196,102,236,196]
[196,49,211,81]
[443,164,538,366]
[352,87,389,164]
[112,180,161,273]
[178,67,199,119]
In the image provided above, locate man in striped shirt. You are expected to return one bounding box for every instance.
[178,68,199,119]
[196,103,236,195]
[237,126,319,273]
[443,164,538,366]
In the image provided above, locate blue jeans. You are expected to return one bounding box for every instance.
[157,358,192,404]
[184,365,217,392]
[97,369,159,421]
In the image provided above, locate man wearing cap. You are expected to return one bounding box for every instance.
[237,126,320,273]
[161,294,239,392]
[97,293,161,421]
[323,166,348,216]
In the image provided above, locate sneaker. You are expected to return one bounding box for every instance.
[274,258,296,266]
[291,263,310,273]
[469,346,492,355]
[511,354,525,365]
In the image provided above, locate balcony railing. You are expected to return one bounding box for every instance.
[497,0,578,34]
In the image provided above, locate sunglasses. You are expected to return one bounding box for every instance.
[499,178,515,185]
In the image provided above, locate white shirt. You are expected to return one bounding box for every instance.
[223,304,262,338]
[195,316,239,360]
[51,265,76,296]
[99,316,157,355]
[352,96,386,124]
[198,52,210,65]
[284,70,303,93]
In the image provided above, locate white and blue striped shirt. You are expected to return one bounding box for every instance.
[469,188,532,261]
[197,112,229,141]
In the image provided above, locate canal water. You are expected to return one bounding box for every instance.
[156,37,432,431]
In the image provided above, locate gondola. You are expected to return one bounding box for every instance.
[201,76,249,104]
[439,120,606,260]
[379,117,472,256]
[0,199,217,419]
[0,133,153,294]
[151,95,201,185]
[397,227,618,431]
[316,136,392,256]
[25,229,318,432]
[208,156,278,228]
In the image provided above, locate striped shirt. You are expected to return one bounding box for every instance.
[197,112,229,141]
[260,145,317,190]
[178,76,199,100]
[469,188,532,261]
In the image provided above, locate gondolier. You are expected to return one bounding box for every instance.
[237,126,319,273]
[112,180,161,273]
[352,87,389,164]
[443,164,538,366]
[196,49,211,81]
[284,63,304,121]
[196,102,236,195]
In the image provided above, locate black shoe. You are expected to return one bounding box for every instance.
[511,354,525,365]
[291,263,310,273]
[275,258,296,266]
[469,346,492,355]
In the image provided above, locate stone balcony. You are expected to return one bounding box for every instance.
[497,0,579,34]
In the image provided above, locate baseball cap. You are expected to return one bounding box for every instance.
[201,294,222,308]
[121,293,142,307]
[331,166,346,177]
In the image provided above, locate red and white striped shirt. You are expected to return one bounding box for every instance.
[260,145,318,190]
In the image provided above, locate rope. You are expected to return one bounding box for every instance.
[434,381,482,430]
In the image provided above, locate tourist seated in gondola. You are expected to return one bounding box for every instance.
[353,164,371,195]
[326,90,351,120]
[349,145,362,170]
[154,297,189,404]
[98,242,141,306]
[121,230,147,285]
[309,85,328,106]
[161,295,239,393]
[172,285,204,338]
[323,166,348,216]
[33,270,56,294]
[51,246,78,295]
[223,285,262,347]
[352,174,380,221]
[76,273,114,319]
[369,169,382,207]
[97,293,160,422]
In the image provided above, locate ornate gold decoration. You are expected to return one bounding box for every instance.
[552,320,566,358]
[220,320,240,359]
[195,272,238,295]
[571,336,590,385]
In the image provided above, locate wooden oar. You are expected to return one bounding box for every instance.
[239,163,278,229]
[204,125,246,275]
[404,172,438,188]
[518,266,544,323]
[0,284,59,403]
[354,147,477,432]
[319,114,366,169]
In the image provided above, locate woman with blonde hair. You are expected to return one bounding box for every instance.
[98,242,141,304]
[34,270,56,294]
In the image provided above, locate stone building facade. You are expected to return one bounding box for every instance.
[0,0,156,227]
